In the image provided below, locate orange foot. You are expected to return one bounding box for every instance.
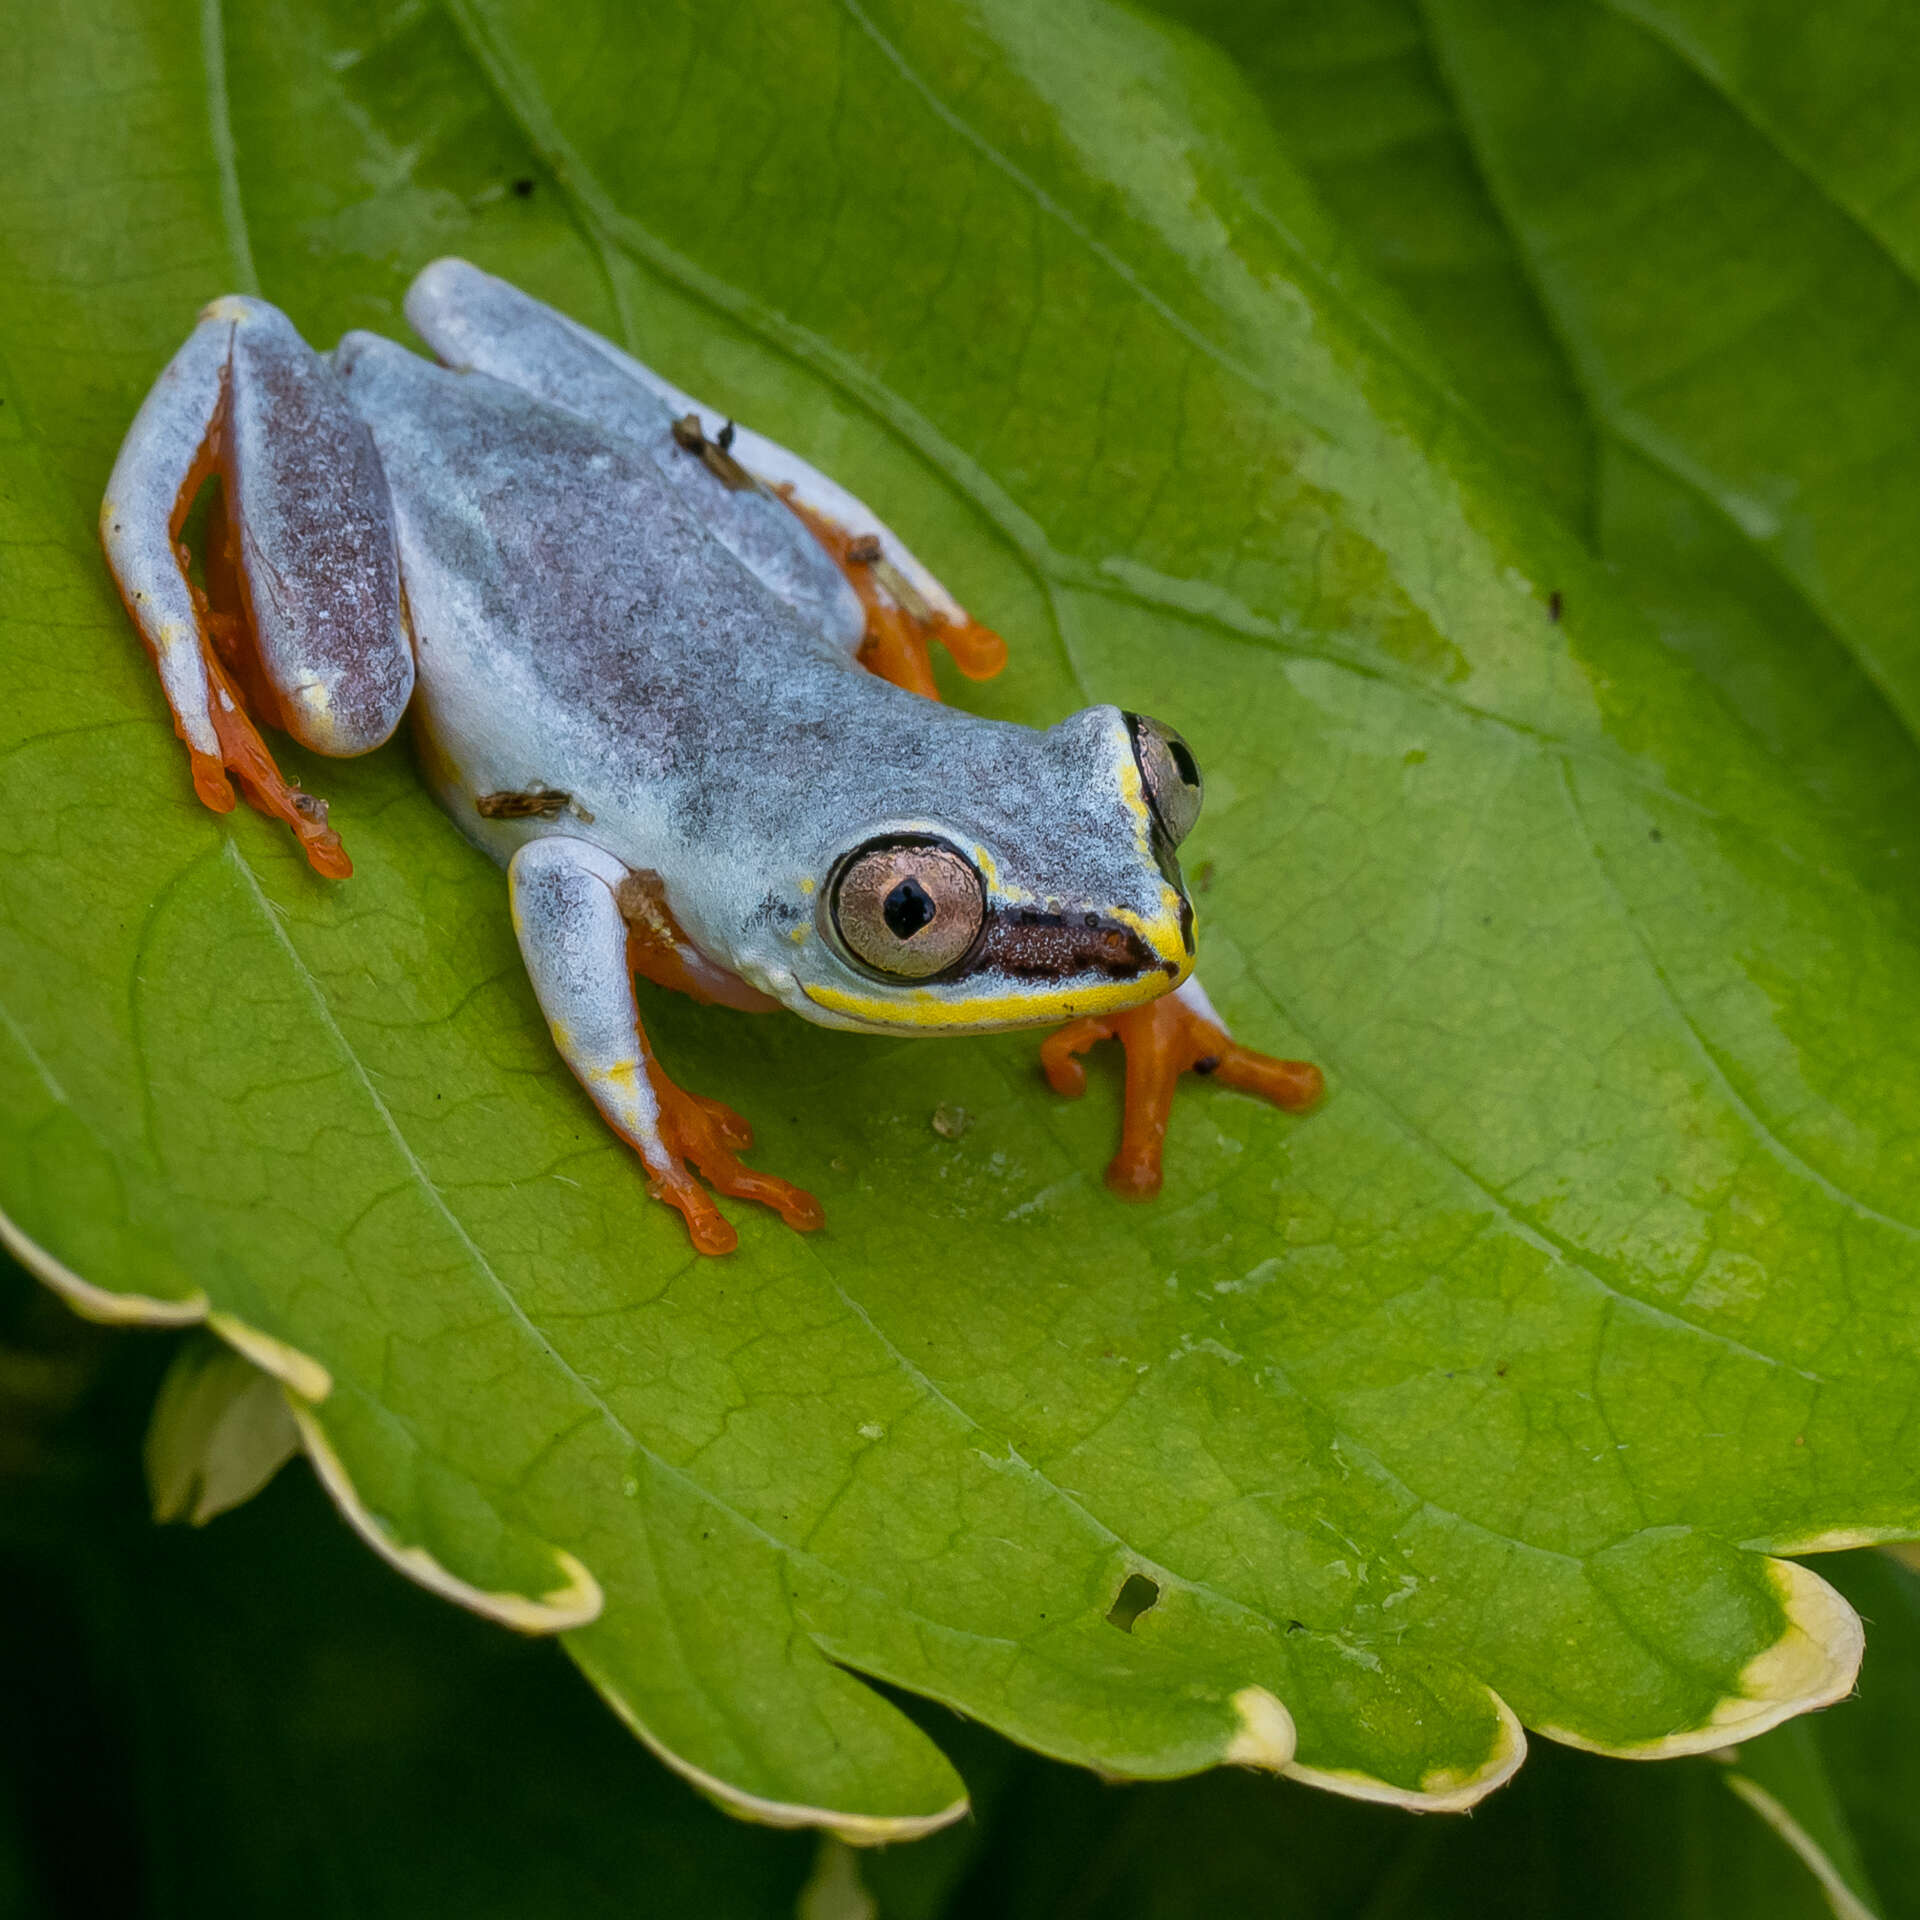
[777,490,1007,701]
[641,1063,825,1257]
[193,638,352,879]
[172,536,351,878]
[1041,990,1324,1198]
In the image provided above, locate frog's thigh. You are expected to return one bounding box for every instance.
[508,836,824,1256]
[403,259,863,652]
[219,302,413,756]
[101,298,409,876]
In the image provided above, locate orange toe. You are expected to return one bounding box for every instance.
[1042,993,1322,1198]
[775,488,1006,701]
[647,1065,824,1249]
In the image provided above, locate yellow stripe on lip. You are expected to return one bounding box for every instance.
[1110,890,1194,972]
[802,960,1185,1033]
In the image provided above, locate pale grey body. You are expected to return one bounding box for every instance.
[101,261,1198,1236]
[332,313,1169,1012]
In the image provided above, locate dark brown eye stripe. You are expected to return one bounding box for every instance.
[972,910,1172,982]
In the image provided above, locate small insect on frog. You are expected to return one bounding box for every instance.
[102,261,1322,1254]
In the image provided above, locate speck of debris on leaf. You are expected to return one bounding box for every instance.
[512,177,536,198]
[932,1103,971,1141]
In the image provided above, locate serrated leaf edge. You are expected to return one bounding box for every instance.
[206,1307,332,1402]
[283,1396,603,1634]
[1534,1557,1863,1760]
[5,1199,604,1634]
[1282,1687,1528,1813]
[1222,1684,1297,1769]
[572,1647,971,1847]
[0,1205,206,1326]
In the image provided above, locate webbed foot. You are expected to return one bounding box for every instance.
[1042,981,1323,1197]
[776,490,1007,700]
[641,1074,824,1257]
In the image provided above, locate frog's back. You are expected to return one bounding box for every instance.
[332,329,856,786]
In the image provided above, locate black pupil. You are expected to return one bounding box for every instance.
[1168,736,1200,787]
[883,877,937,940]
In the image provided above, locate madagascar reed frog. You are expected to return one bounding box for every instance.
[101,260,1320,1253]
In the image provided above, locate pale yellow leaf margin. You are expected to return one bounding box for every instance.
[7,1199,967,1842]
[0,1206,206,1327]
[1536,1557,1864,1760]
[1,1202,601,1635]
[4,1200,1872,1833]
[1281,1688,1529,1813]
[570,1642,970,1847]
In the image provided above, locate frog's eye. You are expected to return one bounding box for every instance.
[831,838,986,979]
[1124,713,1203,848]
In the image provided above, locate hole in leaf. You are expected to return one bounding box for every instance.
[1106,1572,1161,1634]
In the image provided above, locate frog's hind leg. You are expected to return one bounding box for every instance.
[1042,979,1324,1197]
[101,297,414,879]
[509,836,824,1256]
[403,258,866,659]
[403,257,1004,701]
[771,491,1007,701]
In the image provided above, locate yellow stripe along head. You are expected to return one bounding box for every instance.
[797,749,1198,1035]
[727,704,1204,1037]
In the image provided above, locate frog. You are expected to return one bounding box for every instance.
[100,259,1322,1255]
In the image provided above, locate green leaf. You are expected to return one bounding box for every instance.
[8,1240,1910,1919]
[1148,0,1920,878]
[3,0,1913,1828]
[0,1270,816,1919]
[878,1554,1920,1917]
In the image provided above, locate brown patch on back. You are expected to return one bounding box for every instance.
[475,788,573,820]
[670,414,756,492]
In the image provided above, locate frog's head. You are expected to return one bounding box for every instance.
[725,704,1203,1035]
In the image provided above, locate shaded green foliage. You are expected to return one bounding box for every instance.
[3,0,1920,1836]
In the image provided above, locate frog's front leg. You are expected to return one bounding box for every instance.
[1042,980,1324,1197]
[101,297,414,878]
[508,837,823,1256]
